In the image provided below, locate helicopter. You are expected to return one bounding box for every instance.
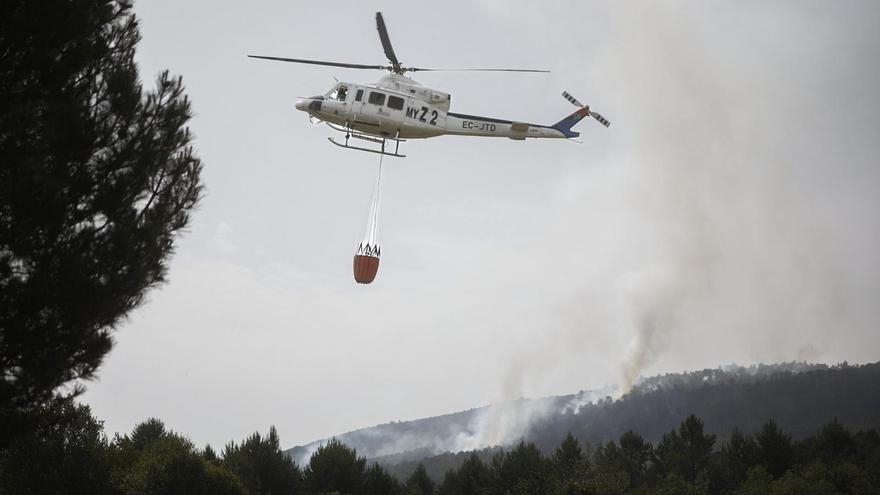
[249,12,610,158]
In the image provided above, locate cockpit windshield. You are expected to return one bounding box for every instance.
[329,85,348,101]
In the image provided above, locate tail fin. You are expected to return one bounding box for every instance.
[552,107,591,138]
[553,91,611,138]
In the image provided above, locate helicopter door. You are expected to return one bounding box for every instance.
[383,94,406,131]
[354,89,383,129]
[350,87,365,121]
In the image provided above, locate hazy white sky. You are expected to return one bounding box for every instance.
[82,0,880,451]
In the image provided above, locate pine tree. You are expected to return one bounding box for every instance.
[494,441,549,494]
[755,419,793,478]
[656,415,715,484]
[114,424,246,495]
[363,462,402,495]
[708,428,758,493]
[305,438,366,495]
[551,432,587,494]
[0,0,203,445]
[129,418,167,450]
[405,463,435,495]
[438,453,492,495]
[222,426,303,495]
[0,397,115,494]
[619,430,652,486]
[813,418,854,463]
[203,444,219,464]
[589,441,630,495]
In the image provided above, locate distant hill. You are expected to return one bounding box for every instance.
[285,362,880,480]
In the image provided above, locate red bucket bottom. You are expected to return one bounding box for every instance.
[353,255,380,284]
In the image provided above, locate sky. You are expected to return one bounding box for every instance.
[82,0,880,451]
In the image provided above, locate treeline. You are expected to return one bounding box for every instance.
[0,397,415,495]
[2,398,879,494]
[534,362,880,454]
[431,416,880,494]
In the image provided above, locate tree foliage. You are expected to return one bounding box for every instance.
[305,438,367,495]
[363,462,402,495]
[405,464,434,495]
[755,419,793,478]
[2,407,880,495]
[113,418,246,495]
[0,397,114,494]
[551,433,584,482]
[222,426,303,495]
[0,0,203,445]
[437,453,493,495]
[656,414,716,484]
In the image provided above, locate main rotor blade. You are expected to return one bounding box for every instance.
[407,67,550,73]
[248,55,388,71]
[375,12,402,73]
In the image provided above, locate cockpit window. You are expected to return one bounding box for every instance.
[368,91,385,106]
[330,85,348,101]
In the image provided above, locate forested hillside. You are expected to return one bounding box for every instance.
[419,415,880,494]
[2,362,878,494]
[284,362,880,480]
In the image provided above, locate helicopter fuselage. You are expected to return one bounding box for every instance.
[296,74,570,141]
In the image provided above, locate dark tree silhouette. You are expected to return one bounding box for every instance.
[129,417,168,450]
[655,414,715,484]
[0,397,115,494]
[708,428,758,492]
[222,426,303,495]
[588,441,629,494]
[619,430,653,486]
[203,444,219,464]
[0,0,203,445]
[363,462,402,495]
[114,419,246,495]
[305,438,366,495]
[404,463,435,495]
[551,432,583,480]
[5,407,880,494]
[813,417,855,463]
[755,419,793,478]
[493,441,549,494]
[438,452,493,495]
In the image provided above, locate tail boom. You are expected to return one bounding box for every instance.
[445,112,567,140]
[443,90,609,141]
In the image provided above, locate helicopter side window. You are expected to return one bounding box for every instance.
[355,89,363,102]
[368,91,385,106]
[387,95,404,110]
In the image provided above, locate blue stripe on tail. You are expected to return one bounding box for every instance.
[552,108,589,138]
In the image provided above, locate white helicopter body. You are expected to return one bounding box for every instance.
[252,13,609,157]
[298,72,579,142]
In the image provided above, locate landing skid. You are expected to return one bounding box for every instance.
[326,122,406,158]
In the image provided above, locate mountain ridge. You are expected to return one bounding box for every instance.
[285,361,880,477]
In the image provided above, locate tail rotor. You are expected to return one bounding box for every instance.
[562,91,611,128]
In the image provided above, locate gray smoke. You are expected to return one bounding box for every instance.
[581,2,879,392]
[306,1,879,458]
[487,0,880,409]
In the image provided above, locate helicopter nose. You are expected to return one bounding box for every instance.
[295,98,323,113]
